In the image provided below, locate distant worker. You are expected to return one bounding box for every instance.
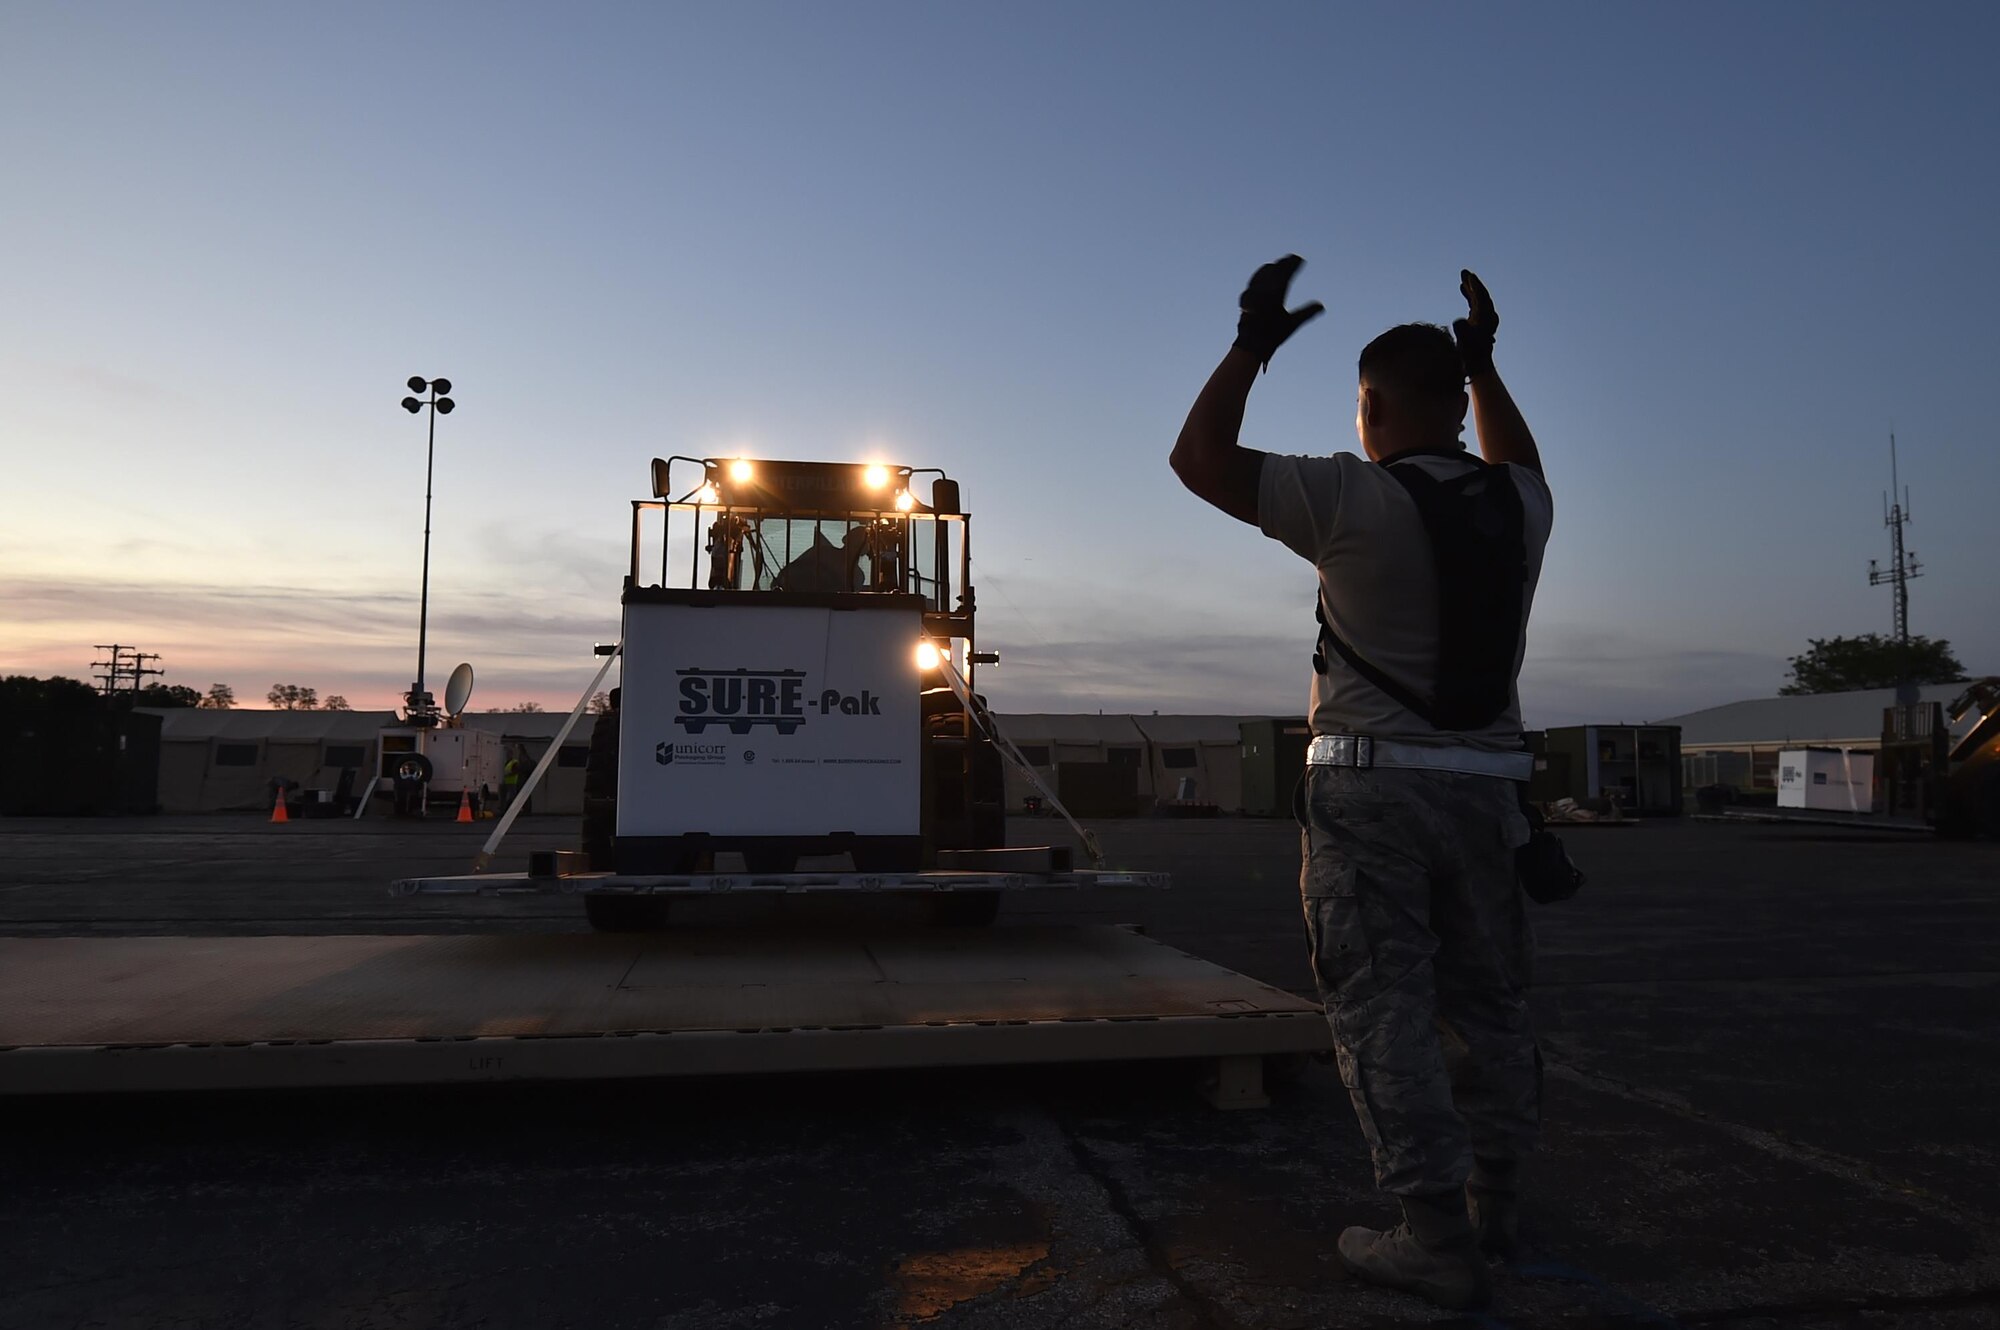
[501,745,526,812]
[1170,257,1552,1311]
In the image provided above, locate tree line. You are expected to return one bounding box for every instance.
[2,634,1974,724]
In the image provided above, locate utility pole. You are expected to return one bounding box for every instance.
[90,645,164,696]
[91,644,129,694]
[1866,433,1922,702]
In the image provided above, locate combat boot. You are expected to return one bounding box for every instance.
[1467,1157,1521,1260]
[1337,1191,1491,1311]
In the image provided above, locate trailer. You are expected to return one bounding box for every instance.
[0,928,1330,1108]
[369,720,503,816]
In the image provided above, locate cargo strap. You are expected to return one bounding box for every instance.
[471,642,624,870]
[1308,733,1532,781]
[935,648,1104,868]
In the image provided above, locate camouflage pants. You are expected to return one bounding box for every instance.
[1297,764,1540,1196]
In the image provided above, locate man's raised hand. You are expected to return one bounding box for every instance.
[1453,269,1498,378]
[1233,254,1324,369]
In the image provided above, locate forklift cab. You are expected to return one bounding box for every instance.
[639,456,973,642]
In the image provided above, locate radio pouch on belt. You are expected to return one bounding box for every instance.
[1516,795,1587,903]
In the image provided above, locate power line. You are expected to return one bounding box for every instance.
[89,644,165,696]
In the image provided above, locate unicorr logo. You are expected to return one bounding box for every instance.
[656,741,726,767]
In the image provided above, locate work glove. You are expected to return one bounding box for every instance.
[1233,254,1324,368]
[1453,268,1498,378]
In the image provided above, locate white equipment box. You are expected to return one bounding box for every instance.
[377,726,502,796]
[1777,748,1875,813]
[618,600,922,838]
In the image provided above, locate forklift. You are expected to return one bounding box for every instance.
[577,457,1035,930]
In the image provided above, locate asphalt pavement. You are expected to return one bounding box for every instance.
[2,814,1996,1328]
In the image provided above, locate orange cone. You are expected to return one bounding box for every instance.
[455,789,474,823]
[270,789,290,824]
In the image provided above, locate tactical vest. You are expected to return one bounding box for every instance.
[1313,454,1530,733]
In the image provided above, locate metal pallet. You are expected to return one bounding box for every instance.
[391,868,1167,897]
[0,927,1329,1107]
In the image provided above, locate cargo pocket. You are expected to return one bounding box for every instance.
[1304,876,1372,1010]
[1302,837,1362,899]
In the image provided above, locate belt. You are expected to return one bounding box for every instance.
[1308,733,1533,781]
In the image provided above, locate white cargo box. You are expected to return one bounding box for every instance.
[1776,748,1874,813]
[617,598,922,838]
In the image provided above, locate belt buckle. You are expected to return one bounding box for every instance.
[1352,736,1373,768]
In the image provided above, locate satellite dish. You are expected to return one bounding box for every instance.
[444,663,475,717]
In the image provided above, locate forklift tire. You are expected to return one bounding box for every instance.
[583,895,671,932]
[583,707,619,800]
[582,798,617,871]
[970,736,1007,850]
[931,890,1001,927]
[582,704,620,871]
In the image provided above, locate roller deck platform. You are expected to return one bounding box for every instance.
[0,927,1330,1105]
[390,867,1167,897]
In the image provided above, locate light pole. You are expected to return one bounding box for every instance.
[400,376,456,725]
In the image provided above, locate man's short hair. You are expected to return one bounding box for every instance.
[1358,323,1463,408]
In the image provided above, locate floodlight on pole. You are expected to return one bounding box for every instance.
[400,375,458,726]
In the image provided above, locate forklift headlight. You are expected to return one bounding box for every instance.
[729,458,754,482]
[894,489,916,512]
[915,640,943,672]
[864,464,890,489]
[696,483,721,505]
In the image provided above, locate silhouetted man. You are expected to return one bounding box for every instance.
[1170,257,1551,1311]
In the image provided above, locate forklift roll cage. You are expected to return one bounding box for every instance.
[633,456,982,683]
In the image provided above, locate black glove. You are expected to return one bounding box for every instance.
[1453,268,1498,378]
[1233,254,1324,368]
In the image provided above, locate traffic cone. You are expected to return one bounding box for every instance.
[270,789,290,824]
[455,789,474,823]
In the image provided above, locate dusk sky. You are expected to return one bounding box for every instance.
[4,3,1994,724]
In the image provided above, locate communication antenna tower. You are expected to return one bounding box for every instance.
[1865,433,1922,687]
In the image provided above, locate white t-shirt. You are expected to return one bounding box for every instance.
[1258,450,1553,752]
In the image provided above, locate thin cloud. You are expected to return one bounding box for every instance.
[4,569,1788,725]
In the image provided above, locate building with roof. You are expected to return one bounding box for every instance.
[1653,683,1973,793]
[989,714,1149,815]
[143,708,605,813]
[1131,715,1249,810]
